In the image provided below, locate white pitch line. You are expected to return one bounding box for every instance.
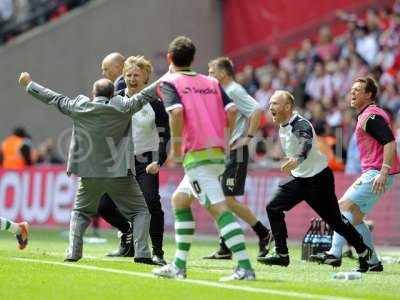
[12,258,365,300]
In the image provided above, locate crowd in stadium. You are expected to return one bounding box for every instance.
[0,0,91,45]
[238,2,400,170]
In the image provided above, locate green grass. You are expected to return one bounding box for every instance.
[1,229,400,300]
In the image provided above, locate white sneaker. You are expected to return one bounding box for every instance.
[219,267,256,282]
[152,263,186,279]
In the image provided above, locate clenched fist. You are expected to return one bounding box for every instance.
[18,72,32,88]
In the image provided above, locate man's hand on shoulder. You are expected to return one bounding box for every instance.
[18,72,32,88]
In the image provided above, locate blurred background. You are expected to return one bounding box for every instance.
[0,0,399,245]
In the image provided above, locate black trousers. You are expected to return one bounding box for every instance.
[98,152,164,254]
[266,167,367,255]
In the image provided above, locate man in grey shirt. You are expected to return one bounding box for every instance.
[204,57,271,259]
[18,72,157,264]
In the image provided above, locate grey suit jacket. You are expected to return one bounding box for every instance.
[26,81,158,178]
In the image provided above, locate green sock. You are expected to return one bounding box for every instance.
[217,211,252,270]
[173,208,195,270]
[0,217,19,234]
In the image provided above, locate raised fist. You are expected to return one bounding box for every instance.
[18,72,32,88]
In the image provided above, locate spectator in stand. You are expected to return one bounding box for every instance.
[280,48,297,74]
[339,38,358,60]
[36,138,64,164]
[325,98,343,130]
[315,121,345,172]
[0,127,36,170]
[315,26,339,61]
[297,38,316,65]
[272,69,291,91]
[348,53,368,80]
[241,65,259,96]
[255,75,273,109]
[365,8,383,33]
[376,45,396,71]
[0,0,13,25]
[331,58,352,98]
[381,82,400,114]
[380,12,400,50]
[1,0,91,45]
[234,4,400,169]
[291,60,309,108]
[354,27,379,66]
[13,0,31,27]
[305,61,333,102]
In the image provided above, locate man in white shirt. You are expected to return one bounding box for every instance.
[258,90,372,273]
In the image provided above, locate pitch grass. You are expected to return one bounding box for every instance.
[0,229,400,300]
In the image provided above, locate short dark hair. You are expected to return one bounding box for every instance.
[168,36,196,67]
[94,79,114,99]
[209,57,235,77]
[13,126,29,138]
[354,76,378,100]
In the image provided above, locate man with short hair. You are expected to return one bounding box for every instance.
[18,72,157,263]
[152,36,255,281]
[259,90,372,272]
[311,76,399,271]
[101,52,126,91]
[196,56,271,259]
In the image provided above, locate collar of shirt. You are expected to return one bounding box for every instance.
[357,103,377,118]
[114,75,124,86]
[224,81,235,91]
[93,96,110,103]
[281,111,299,128]
[175,69,197,76]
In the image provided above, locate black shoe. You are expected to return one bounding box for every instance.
[357,248,373,273]
[309,252,342,267]
[106,228,134,257]
[258,251,290,267]
[369,261,383,272]
[152,254,167,266]
[257,231,273,258]
[64,258,79,262]
[134,257,158,265]
[203,248,232,260]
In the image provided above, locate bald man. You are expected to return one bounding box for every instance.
[18,72,158,264]
[101,52,126,91]
[258,90,372,273]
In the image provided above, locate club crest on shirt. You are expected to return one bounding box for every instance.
[226,178,235,188]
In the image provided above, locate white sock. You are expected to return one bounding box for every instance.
[328,211,354,258]
[0,217,19,234]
